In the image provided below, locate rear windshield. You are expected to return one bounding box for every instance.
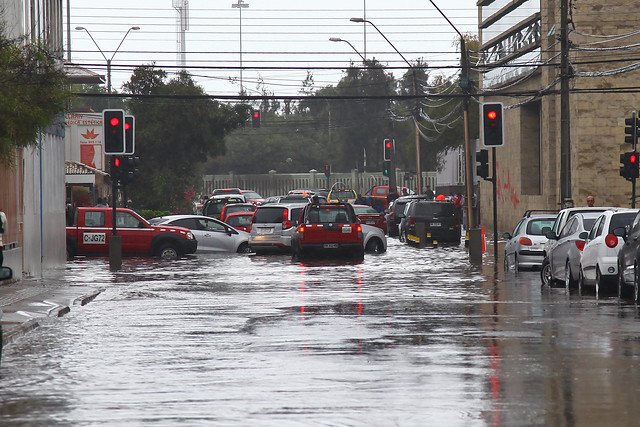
[354,206,379,215]
[203,199,227,216]
[242,191,262,199]
[526,218,556,235]
[330,190,356,199]
[306,206,354,223]
[609,212,638,233]
[253,207,285,223]
[414,202,456,217]
[227,215,253,226]
[227,205,254,214]
[583,218,597,231]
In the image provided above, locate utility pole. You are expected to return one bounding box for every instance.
[560,0,572,207]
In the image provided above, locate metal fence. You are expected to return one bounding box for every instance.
[203,169,437,198]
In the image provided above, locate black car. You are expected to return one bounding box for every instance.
[386,195,432,237]
[398,200,461,245]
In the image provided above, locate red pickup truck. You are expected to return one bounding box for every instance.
[66,207,198,259]
[291,203,364,260]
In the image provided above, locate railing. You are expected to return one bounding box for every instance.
[203,169,437,198]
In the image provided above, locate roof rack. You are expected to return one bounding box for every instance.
[523,209,558,217]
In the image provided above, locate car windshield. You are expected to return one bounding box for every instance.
[526,218,556,235]
[609,212,638,233]
[253,207,285,223]
[330,190,356,199]
[354,206,378,215]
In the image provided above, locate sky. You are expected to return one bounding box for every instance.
[66,1,479,98]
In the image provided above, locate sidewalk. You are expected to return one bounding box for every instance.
[1,277,100,345]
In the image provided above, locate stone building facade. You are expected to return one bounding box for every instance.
[478,0,640,233]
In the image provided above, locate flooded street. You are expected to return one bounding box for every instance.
[3,239,640,425]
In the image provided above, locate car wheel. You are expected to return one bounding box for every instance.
[237,242,251,253]
[578,268,585,296]
[595,267,603,297]
[618,263,626,299]
[541,258,552,286]
[365,238,382,253]
[504,253,509,271]
[565,260,577,290]
[635,263,640,303]
[158,243,179,260]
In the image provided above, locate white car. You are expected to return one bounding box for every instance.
[362,224,387,253]
[580,209,639,293]
[150,215,251,253]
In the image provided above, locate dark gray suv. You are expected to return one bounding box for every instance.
[398,200,461,245]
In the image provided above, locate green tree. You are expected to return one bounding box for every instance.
[0,30,69,166]
[123,66,250,211]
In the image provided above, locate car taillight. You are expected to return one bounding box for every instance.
[605,233,618,248]
[409,218,415,226]
[518,237,532,246]
[299,225,305,241]
[357,224,362,238]
[575,240,585,251]
[282,220,291,229]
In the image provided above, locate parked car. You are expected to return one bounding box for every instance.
[291,202,364,260]
[397,200,461,245]
[542,206,611,257]
[202,194,246,220]
[240,190,265,206]
[224,211,255,233]
[353,204,387,234]
[579,209,639,294]
[541,212,600,287]
[249,203,305,254]
[504,212,556,271]
[361,224,387,253]
[386,195,434,237]
[617,210,640,300]
[149,215,251,253]
[220,203,256,223]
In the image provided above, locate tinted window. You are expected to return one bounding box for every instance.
[330,190,356,199]
[85,211,105,227]
[227,205,255,214]
[253,207,285,223]
[227,215,253,227]
[290,208,304,226]
[169,218,198,229]
[526,218,556,235]
[374,187,386,196]
[242,191,262,199]
[609,212,638,233]
[582,218,597,231]
[392,200,408,214]
[354,206,379,214]
[413,202,456,217]
[559,217,576,238]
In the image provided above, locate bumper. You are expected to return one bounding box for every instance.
[180,239,198,255]
[299,242,363,255]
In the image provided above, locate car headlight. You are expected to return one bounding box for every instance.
[187,232,194,240]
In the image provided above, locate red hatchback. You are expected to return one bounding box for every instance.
[353,204,387,235]
[225,211,255,233]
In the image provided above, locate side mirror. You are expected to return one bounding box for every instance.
[578,231,588,240]
[545,231,558,240]
[502,232,512,240]
[0,266,13,281]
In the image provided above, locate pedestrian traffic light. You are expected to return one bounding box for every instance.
[111,156,124,183]
[103,109,126,154]
[620,151,639,180]
[382,160,391,177]
[324,164,331,178]
[124,115,135,155]
[476,149,490,180]
[383,139,394,161]
[252,110,261,128]
[482,103,504,147]
[625,113,640,145]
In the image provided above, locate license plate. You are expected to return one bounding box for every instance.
[323,243,339,249]
[366,220,375,224]
[430,222,441,227]
[341,226,352,233]
[83,232,106,244]
[258,227,274,234]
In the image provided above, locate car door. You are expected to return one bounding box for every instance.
[504,218,525,265]
[176,217,236,252]
[582,215,606,281]
[77,210,109,254]
[550,216,579,281]
[116,210,154,254]
[619,212,640,284]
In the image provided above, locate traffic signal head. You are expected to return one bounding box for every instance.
[382,160,391,177]
[624,114,640,145]
[620,151,639,181]
[476,149,490,179]
[103,109,126,154]
[383,139,394,161]
[111,156,124,182]
[124,115,135,155]
[252,110,261,128]
[482,103,504,147]
[324,164,331,178]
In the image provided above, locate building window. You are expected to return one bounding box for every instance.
[520,101,541,195]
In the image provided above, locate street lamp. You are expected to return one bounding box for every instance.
[75,26,140,96]
[329,37,366,62]
[231,0,249,96]
[350,17,422,195]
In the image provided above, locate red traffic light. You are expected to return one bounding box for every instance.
[385,141,392,148]
[110,117,120,127]
[124,122,130,130]
[487,110,497,120]
[114,157,121,167]
[253,111,260,118]
[631,154,637,163]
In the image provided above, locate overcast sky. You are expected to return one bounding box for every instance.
[67,1,480,97]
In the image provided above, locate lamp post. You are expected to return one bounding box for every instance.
[231,0,249,96]
[75,26,140,99]
[350,17,422,195]
[329,37,366,62]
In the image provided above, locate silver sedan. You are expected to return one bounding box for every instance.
[150,215,251,253]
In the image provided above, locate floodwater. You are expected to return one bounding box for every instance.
[2,239,640,426]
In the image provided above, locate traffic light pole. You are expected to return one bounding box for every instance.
[109,156,122,270]
[492,147,498,262]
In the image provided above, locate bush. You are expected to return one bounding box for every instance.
[139,209,172,220]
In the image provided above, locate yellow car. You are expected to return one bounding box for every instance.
[327,185,358,204]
